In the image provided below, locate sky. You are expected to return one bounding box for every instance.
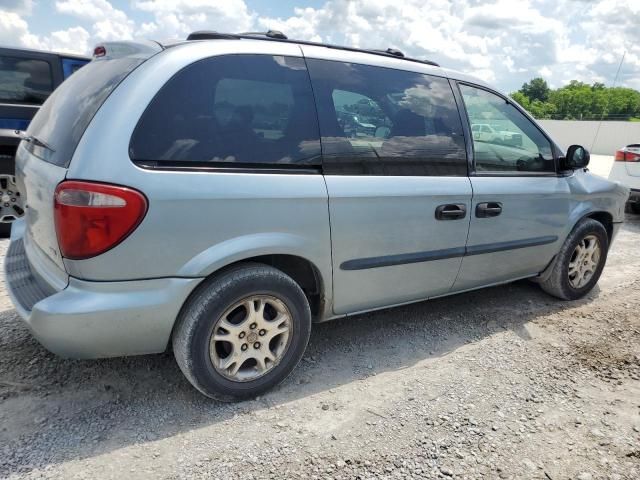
[0,0,639,93]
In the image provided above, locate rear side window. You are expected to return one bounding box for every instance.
[306,58,467,176]
[130,55,321,167]
[0,56,52,105]
[26,56,147,167]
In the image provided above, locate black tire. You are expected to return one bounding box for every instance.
[0,222,11,238]
[172,263,312,401]
[630,203,640,215]
[539,218,608,300]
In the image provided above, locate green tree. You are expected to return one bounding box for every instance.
[510,91,530,109]
[515,77,640,120]
[528,100,557,119]
[520,77,550,102]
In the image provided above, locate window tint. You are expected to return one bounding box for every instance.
[306,59,467,176]
[130,55,321,167]
[0,56,52,105]
[332,90,392,139]
[61,58,89,79]
[214,79,293,140]
[27,56,146,167]
[459,84,555,173]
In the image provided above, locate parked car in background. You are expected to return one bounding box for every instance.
[470,123,522,147]
[471,123,499,142]
[5,33,629,401]
[608,144,640,214]
[0,46,89,236]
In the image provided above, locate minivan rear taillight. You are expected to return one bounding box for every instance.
[54,181,147,260]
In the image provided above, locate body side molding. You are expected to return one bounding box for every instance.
[340,236,558,271]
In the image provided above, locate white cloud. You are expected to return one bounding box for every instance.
[55,0,134,42]
[0,10,52,51]
[538,66,552,78]
[132,0,255,40]
[255,0,640,91]
[255,0,568,89]
[0,9,90,54]
[48,26,91,53]
[55,0,113,20]
[0,0,33,14]
[1,0,640,91]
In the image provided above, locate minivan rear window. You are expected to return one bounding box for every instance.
[25,56,146,168]
[0,56,53,105]
[129,54,321,168]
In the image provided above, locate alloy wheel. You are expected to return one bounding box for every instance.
[568,234,601,289]
[209,295,292,382]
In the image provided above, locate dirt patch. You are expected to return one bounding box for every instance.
[0,214,639,479]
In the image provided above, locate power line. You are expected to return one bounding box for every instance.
[591,50,627,151]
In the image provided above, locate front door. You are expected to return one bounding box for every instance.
[304,54,472,314]
[453,83,571,291]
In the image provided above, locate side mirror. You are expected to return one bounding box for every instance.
[563,145,590,170]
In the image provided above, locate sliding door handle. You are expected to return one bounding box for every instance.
[476,202,503,218]
[435,204,467,220]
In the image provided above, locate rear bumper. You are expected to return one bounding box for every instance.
[5,228,201,358]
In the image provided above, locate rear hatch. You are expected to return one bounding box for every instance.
[16,42,161,272]
[624,144,640,177]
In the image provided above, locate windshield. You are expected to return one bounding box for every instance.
[25,56,147,167]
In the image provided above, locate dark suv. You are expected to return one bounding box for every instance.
[0,46,89,235]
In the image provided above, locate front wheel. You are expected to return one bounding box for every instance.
[172,263,312,401]
[539,218,609,300]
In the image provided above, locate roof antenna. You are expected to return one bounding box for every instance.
[590,49,626,153]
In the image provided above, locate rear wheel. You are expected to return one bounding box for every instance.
[173,263,312,401]
[539,218,608,300]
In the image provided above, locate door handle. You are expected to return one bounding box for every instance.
[476,202,503,218]
[435,204,467,220]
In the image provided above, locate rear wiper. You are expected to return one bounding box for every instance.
[14,130,56,152]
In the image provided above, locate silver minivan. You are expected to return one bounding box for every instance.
[5,32,629,400]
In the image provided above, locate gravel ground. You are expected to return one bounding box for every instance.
[0,214,639,480]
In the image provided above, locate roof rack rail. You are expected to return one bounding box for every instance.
[184,31,440,67]
[240,30,288,40]
[186,31,240,41]
[371,48,405,58]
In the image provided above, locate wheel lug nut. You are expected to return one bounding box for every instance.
[249,323,257,330]
[239,332,246,339]
[259,329,266,336]
[241,343,248,351]
[253,342,261,349]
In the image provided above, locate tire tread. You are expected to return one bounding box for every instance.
[173,263,311,401]
[539,218,608,300]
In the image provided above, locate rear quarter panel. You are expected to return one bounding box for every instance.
[63,40,334,316]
